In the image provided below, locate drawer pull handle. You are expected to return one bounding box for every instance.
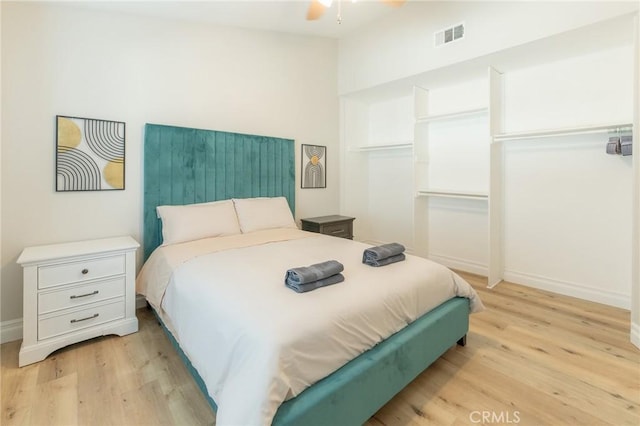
[70,313,99,324]
[331,229,345,234]
[70,290,99,300]
[81,269,89,275]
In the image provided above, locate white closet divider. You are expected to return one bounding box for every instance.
[488,66,505,288]
[413,85,430,258]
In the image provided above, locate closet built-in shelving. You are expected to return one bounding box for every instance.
[413,105,489,198]
[342,91,414,153]
[342,12,639,310]
[412,82,491,273]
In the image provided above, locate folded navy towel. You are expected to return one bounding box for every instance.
[285,273,345,293]
[364,253,406,267]
[285,260,344,285]
[362,243,405,266]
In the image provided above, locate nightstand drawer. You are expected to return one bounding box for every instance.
[38,277,125,315]
[301,215,355,240]
[322,222,352,238]
[38,254,125,289]
[38,299,125,340]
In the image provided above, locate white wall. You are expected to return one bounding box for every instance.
[1,2,340,325]
[503,133,632,307]
[338,1,639,94]
[365,149,414,246]
[341,93,415,247]
[503,46,634,132]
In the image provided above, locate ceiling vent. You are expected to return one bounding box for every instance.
[434,23,465,47]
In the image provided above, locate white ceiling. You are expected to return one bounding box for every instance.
[72,0,407,38]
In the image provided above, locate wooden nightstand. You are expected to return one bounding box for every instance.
[17,236,139,367]
[301,215,355,240]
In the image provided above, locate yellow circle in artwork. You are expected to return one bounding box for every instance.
[104,160,124,189]
[310,155,319,165]
[57,117,81,150]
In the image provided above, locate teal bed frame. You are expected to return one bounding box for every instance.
[155,298,469,425]
[143,123,470,425]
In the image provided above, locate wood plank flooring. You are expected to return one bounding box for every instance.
[2,272,639,425]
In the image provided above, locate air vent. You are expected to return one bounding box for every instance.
[434,23,465,47]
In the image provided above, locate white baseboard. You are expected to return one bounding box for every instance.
[504,270,630,310]
[1,297,149,345]
[631,322,640,349]
[1,318,23,344]
[429,253,488,277]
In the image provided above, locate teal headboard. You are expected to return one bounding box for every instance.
[143,123,295,260]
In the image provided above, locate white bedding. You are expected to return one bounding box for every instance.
[137,228,484,426]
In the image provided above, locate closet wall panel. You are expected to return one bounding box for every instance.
[503,134,632,307]
[501,45,634,308]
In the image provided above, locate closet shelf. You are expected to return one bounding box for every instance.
[349,142,413,152]
[416,107,488,123]
[493,122,633,142]
[416,189,489,201]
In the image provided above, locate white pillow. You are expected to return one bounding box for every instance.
[233,197,297,233]
[156,199,241,245]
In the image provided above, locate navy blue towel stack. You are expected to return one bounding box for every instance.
[362,243,406,267]
[284,260,345,293]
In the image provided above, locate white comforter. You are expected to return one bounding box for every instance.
[137,228,484,426]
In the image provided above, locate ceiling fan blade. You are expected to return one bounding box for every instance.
[306,0,327,20]
[381,0,406,7]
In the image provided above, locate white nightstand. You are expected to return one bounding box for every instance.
[17,236,139,367]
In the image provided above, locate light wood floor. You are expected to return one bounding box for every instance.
[2,273,638,425]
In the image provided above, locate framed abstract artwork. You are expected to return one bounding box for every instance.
[301,144,326,189]
[56,115,125,191]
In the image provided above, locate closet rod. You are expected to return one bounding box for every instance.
[493,123,633,142]
[416,190,489,201]
[349,142,413,152]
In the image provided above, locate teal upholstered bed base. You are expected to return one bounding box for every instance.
[143,123,470,425]
[155,297,469,425]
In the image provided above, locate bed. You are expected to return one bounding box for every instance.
[138,124,484,426]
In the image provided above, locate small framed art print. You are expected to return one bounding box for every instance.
[301,144,326,189]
